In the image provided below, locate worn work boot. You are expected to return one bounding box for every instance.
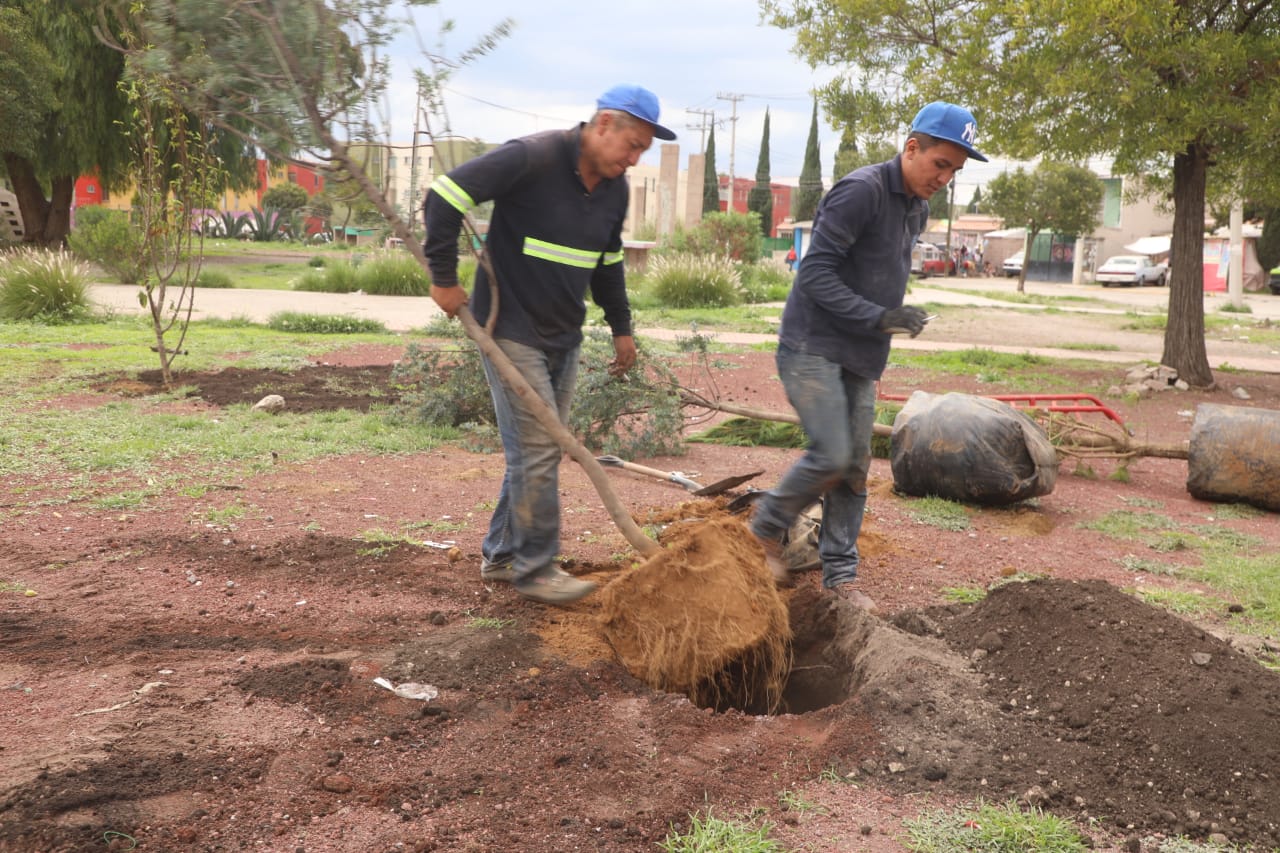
[831,583,878,614]
[479,556,516,584]
[513,566,596,605]
[754,534,792,587]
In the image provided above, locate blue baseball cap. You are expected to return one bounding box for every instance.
[596,84,676,140]
[909,101,988,162]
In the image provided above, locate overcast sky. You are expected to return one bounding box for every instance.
[382,0,1023,200]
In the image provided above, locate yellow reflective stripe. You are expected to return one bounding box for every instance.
[523,237,602,269]
[602,251,624,266]
[430,175,475,214]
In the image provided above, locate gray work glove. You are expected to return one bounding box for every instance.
[879,305,930,337]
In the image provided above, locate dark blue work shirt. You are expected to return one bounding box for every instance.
[423,125,632,352]
[779,155,928,380]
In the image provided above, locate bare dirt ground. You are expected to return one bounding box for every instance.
[4,308,1280,853]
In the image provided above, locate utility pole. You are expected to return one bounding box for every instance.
[686,108,715,153]
[408,86,423,239]
[717,92,743,213]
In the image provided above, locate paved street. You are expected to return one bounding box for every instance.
[89,275,1280,373]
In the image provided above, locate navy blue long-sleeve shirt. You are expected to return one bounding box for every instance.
[422,125,633,352]
[779,155,928,380]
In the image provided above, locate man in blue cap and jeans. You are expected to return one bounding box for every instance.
[749,101,988,612]
[423,85,675,605]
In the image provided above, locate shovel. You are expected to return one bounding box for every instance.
[596,455,763,497]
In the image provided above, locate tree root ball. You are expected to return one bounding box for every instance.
[598,515,792,713]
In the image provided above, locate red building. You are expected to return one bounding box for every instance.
[718,175,793,237]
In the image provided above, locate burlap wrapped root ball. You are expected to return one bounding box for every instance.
[599,515,792,713]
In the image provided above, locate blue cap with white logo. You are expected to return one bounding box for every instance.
[909,102,988,162]
[596,84,676,141]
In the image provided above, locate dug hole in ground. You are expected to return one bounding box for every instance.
[4,323,1280,852]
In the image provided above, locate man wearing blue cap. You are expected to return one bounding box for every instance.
[749,101,987,612]
[423,85,675,605]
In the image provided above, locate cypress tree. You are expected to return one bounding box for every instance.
[702,126,720,215]
[967,185,984,214]
[794,100,823,222]
[747,108,773,237]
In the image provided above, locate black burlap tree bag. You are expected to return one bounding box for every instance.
[1187,403,1280,512]
[890,391,1060,505]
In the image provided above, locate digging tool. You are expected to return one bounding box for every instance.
[596,456,763,497]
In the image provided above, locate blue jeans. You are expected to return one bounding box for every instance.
[478,338,580,580]
[750,343,876,588]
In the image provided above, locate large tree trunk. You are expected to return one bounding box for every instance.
[1,153,73,247]
[1161,144,1213,388]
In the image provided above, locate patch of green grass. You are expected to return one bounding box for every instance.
[91,490,152,511]
[1205,502,1266,521]
[659,810,781,853]
[1122,496,1164,509]
[1077,509,1177,540]
[940,586,986,604]
[1188,549,1280,629]
[402,518,467,534]
[267,312,387,334]
[904,800,1087,853]
[1153,836,1249,853]
[204,502,249,528]
[906,496,970,531]
[1056,342,1120,351]
[1116,554,1182,576]
[353,528,424,556]
[467,615,515,630]
[776,788,826,815]
[1218,301,1253,314]
[1134,587,1222,618]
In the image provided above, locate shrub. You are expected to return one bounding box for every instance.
[67,206,144,284]
[353,250,430,296]
[308,255,326,268]
[0,248,94,322]
[266,311,387,334]
[665,211,763,263]
[292,262,358,293]
[194,268,234,288]
[648,253,743,308]
[738,263,792,303]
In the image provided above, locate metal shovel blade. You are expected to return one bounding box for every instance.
[691,470,764,496]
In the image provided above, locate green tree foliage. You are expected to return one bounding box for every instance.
[0,2,131,245]
[832,126,897,182]
[261,183,310,213]
[761,0,1280,387]
[985,162,1103,293]
[0,7,57,162]
[1258,212,1280,274]
[794,100,824,221]
[702,126,720,215]
[967,185,983,214]
[746,109,773,237]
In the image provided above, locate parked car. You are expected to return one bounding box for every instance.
[1002,250,1023,277]
[911,242,955,277]
[1270,265,1280,296]
[1095,254,1167,287]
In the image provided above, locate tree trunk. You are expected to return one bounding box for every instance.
[1161,144,1213,388]
[1,153,74,247]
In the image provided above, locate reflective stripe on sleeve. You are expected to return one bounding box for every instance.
[523,237,603,269]
[602,251,624,266]
[430,175,476,214]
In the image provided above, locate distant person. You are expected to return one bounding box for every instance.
[749,101,987,611]
[422,84,676,605]
[786,246,797,272]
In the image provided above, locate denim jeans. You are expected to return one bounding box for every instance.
[478,338,580,580]
[750,343,876,588]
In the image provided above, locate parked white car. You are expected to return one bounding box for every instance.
[1002,251,1023,277]
[1095,254,1167,287]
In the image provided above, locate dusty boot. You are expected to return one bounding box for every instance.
[754,535,791,587]
[831,583,878,614]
